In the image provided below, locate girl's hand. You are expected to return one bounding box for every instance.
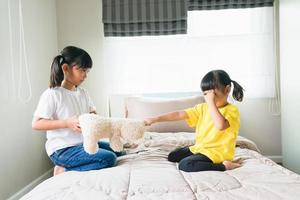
[144,118,156,126]
[203,90,215,105]
[65,116,81,133]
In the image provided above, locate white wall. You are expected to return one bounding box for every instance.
[0,0,57,199]
[56,0,107,116]
[279,0,300,174]
[236,99,281,157]
[55,0,281,159]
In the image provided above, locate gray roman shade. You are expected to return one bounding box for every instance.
[188,0,274,10]
[102,0,187,37]
[102,0,274,37]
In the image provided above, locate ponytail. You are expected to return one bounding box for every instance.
[49,55,64,88]
[231,80,244,102]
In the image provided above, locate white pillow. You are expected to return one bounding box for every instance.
[125,95,204,132]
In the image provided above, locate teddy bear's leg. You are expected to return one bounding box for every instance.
[83,137,99,154]
[109,130,123,152]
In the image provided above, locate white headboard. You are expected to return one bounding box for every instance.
[108,91,201,118]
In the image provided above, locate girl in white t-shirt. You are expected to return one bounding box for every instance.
[32,46,121,176]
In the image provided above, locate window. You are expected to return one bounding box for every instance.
[103,7,275,98]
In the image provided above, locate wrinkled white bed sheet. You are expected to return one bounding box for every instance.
[21,132,300,200]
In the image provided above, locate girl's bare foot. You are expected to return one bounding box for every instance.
[223,160,241,170]
[53,165,65,176]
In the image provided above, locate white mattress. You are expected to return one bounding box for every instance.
[21,132,300,200]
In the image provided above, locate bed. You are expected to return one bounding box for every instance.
[21,94,300,199]
[21,132,300,200]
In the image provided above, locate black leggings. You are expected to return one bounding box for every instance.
[168,147,226,172]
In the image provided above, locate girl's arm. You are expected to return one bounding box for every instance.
[144,111,188,126]
[32,116,81,132]
[204,90,229,130]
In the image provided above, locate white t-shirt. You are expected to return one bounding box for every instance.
[34,87,96,156]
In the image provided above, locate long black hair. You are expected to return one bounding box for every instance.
[49,46,93,88]
[200,69,244,102]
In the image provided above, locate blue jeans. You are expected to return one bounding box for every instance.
[50,141,123,172]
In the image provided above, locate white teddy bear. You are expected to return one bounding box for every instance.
[79,113,145,154]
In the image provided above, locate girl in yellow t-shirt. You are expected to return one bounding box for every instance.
[145,70,244,172]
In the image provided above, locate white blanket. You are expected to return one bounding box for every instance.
[21,132,300,200]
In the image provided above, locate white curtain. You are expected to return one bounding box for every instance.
[103,7,275,98]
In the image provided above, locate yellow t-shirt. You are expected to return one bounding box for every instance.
[185,103,240,164]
